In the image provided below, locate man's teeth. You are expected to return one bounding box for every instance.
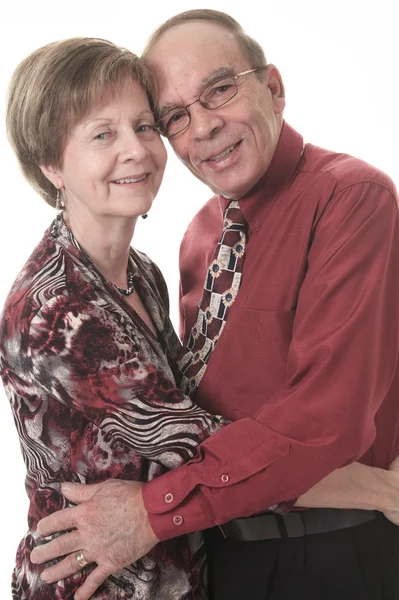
[114,175,147,184]
[209,144,238,161]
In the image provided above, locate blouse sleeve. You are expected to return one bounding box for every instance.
[27,295,224,470]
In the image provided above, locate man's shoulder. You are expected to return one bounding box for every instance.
[303,143,396,196]
[192,193,221,218]
[183,194,222,236]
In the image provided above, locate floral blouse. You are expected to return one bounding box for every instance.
[0,215,222,600]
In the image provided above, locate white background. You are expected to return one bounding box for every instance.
[0,0,398,595]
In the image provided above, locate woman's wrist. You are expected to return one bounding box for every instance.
[296,462,397,512]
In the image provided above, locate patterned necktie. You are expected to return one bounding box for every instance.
[178,199,247,395]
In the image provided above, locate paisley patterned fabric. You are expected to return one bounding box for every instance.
[0,215,223,599]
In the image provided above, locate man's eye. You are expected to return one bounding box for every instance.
[202,80,236,106]
[213,84,233,95]
[167,111,186,125]
[207,81,234,98]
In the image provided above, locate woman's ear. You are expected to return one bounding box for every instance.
[40,164,63,190]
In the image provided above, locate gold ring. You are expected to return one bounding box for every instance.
[76,550,90,568]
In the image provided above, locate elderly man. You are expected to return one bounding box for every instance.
[31,10,399,600]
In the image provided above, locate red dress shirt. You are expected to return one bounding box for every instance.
[143,122,399,541]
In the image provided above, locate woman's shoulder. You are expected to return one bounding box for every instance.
[131,247,156,272]
[131,247,167,285]
[0,225,65,367]
[0,222,85,343]
[130,247,169,307]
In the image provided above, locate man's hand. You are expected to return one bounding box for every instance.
[30,479,159,600]
[383,455,399,525]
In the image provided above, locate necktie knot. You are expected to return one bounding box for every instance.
[223,200,247,231]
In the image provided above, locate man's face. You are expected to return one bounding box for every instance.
[147,21,285,200]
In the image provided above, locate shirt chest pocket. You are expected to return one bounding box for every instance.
[204,308,295,417]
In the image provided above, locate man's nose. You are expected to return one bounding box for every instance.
[188,102,224,141]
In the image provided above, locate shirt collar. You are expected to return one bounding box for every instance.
[217,121,304,231]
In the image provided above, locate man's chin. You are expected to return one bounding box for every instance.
[182,160,253,200]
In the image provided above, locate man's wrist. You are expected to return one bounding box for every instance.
[142,474,211,541]
[137,485,160,545]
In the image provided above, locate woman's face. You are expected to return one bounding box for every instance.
[49,79,167,221]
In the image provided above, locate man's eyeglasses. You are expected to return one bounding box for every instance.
[156,67,265,138]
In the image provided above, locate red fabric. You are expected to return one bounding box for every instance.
[143,122,399,541]
[0,217,222,598]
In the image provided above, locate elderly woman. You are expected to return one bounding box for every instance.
[2,36,399,600]
[1,37,225,599]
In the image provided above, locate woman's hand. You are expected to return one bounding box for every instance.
[383,455,399,525]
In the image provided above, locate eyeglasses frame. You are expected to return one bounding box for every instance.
[156,67,265,138]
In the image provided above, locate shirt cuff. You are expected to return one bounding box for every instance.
[142,468,212,540]
[143,471,296,540]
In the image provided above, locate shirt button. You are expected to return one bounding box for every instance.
[221,474,229,483]
[254,222,261,232]
[164,493,174,503]
[173,515,184,526]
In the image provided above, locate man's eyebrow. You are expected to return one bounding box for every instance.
[156,67,236,120]
[156,103,182,121]
[200,67,235,87]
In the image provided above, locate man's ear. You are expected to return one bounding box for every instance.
[264,64,286,116]
[40,164,64,190]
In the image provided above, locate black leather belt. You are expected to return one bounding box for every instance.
[218,508,379,541]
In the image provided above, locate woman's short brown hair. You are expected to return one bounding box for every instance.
[6,37,155,206]
[143,9,267,72]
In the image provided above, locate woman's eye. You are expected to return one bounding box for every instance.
[94,132,109,141]
[136,124,156,133]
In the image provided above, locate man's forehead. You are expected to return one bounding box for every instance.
[149,20,240,54]
[147,23,248,105]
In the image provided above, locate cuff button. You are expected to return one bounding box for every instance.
[173,515,184,526]
[164,493,174,503]
[221,474,229,483]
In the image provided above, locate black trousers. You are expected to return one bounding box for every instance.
[205,514,399,599]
